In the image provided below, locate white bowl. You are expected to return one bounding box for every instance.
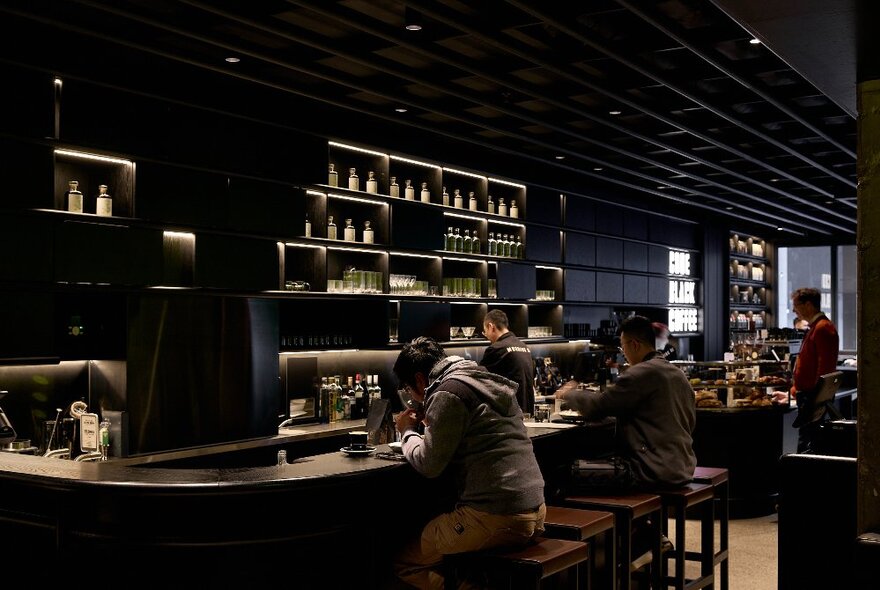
[388,441,403,454]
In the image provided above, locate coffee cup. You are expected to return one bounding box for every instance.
[349,430,369,450]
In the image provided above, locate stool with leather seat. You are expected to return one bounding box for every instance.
[541,505,616,589]
[692,467,729,590]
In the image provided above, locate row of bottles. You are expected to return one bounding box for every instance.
[318,373,382,423]
[444,227,481,254]
[327,165,520,218]
[65,180,113,216]
[310,215,375,243]
[443,229,523,257]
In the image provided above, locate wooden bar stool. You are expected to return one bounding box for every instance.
[542,505,616,590]
[650,483,715,590]
[560,493,663,590]
[443,536,590,589]
[692,467,730,590]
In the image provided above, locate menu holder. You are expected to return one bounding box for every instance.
[366,398,392,444]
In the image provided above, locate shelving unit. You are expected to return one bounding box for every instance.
[729,232,774,336]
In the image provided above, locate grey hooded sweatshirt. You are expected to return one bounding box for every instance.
[400,356,546,515]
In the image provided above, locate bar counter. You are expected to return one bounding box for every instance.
[0,421,582,585]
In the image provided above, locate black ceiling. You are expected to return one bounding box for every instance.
[1,0,858,243]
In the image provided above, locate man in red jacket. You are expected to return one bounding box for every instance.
[790,287,839,452]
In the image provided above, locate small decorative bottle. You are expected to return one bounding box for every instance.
[327,215,338,240]
[463,229,472,253]
[66,180,83,213]
[453,189,463,209]
[510,200,519,218]
[363,220,374,244]
[305,213,312,238]
[98,418,111,461]
[498,197,508,217]
[389,176,400,198]
[328,163,338,187]
[366,171,378,194]
[468,191,478,211]
[420,182,431,203]
[96,184,113,217]
[445,227,455,251]
[404,179,415,200]
[487,195,495,215]
[344,218,356,242]
[502,235,511,258]
[454,228,463,252]
[348,168,359,191]
[442,186,450,206]
[516,236,524,258]
[472,231,481,254]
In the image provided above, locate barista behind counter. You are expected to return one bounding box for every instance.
[481,310,536,413]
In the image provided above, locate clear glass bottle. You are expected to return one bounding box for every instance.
[366,171,378,194]
[516,235,524,258]
[445,226,455,251]
[390,176,400,198]
[353,373,366,420]
[344,218,356,242]
[510,200,518,218]
[454,228,463,252]
[370,374,382,403]
[442,186,450,206]
[453,189,463,209]
[405,179,415,200]
[463,229,472,253]
[363,220,374,244]
[304,213,312,238]
[67,180,83,213]
[98,418,111,461]
[327,215,337,240]
[487,195,495,215]
[96,184,112,217]
[471,231,480,255]
[348,168,359,191]
[277,449,287,466]
[498,197,508,217]
[488,232,496,256]
[319,377,331,424]
[329,377,343,422]
[502,234,511,257]
[328,163,338,187]
[420,182,431,203]
[468,191,478,211]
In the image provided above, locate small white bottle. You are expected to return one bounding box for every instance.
[390,176,400,198]
[328,163,338,187]
[305,213,312,238]
[487,195,495,215]
[468,191,478,211]
[348,168,359,191]
[510,200,518,218]
[366,171,378,194]
[327,215,338,240]
[498,197,508,217]
[363,220,374,244]
[96,184,113,217]
[99,418,111,461]
[404,179,415,200]
[453,189,463,209]
[344,218,356,242]
[67,180,83,213]
[442,186,450,206]
[420,182,431,203]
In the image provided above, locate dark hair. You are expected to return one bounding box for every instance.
[484,309,509,330]
[791,287,821,308]
[619,315,655,347]
[393,336,446,387]
[651,322,670,338]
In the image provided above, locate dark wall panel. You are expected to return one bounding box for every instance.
[0,139,54,210]
[595,208,623,236]
[596,238,624,270]
[526,225,561,263]
[565,270,595,302]
[624,212,648,240]
[527,187,562,226]
[624,275,648,304]
[0,213,54,283]
[0,65,54,139]
[649,245,669,274]
[136,162,229,229]
[497,262,536,300]
[195,234,279,291]
[565,233,596,267]
[226,179,301,238]
[391,199,445,250]
[596,272,623,302]
[624,242,648,272]
[650,218,698,249]
[649,276,669,305]
[565,197,595,231]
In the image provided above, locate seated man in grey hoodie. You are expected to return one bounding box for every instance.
[392,336,546,589]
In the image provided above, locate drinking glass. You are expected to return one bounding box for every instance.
[462,326,475,339]
[450,326,460,340]
[389,319,399,343]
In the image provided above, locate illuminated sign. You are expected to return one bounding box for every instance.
[669,250,691,276]
[669,280,696,304]
[669,308,699,333]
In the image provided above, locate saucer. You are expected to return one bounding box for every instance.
[340,446,376,456]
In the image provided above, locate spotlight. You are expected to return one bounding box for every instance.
[405,7,423,31]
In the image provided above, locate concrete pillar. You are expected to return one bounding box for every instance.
[858,78,880,534]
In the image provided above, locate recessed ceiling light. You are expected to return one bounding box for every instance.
[609,110,622,116]
[406,23,423,31]
[555,155,565,160]
[657,186,666,190]
[593,167,603,171]
[769,178,779,182]
[749,38,761,45]
[725,206,733,211]
[825,200,834,205]
[395,107,408,113]
[225,57,241,63]
[405,7,423,31]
